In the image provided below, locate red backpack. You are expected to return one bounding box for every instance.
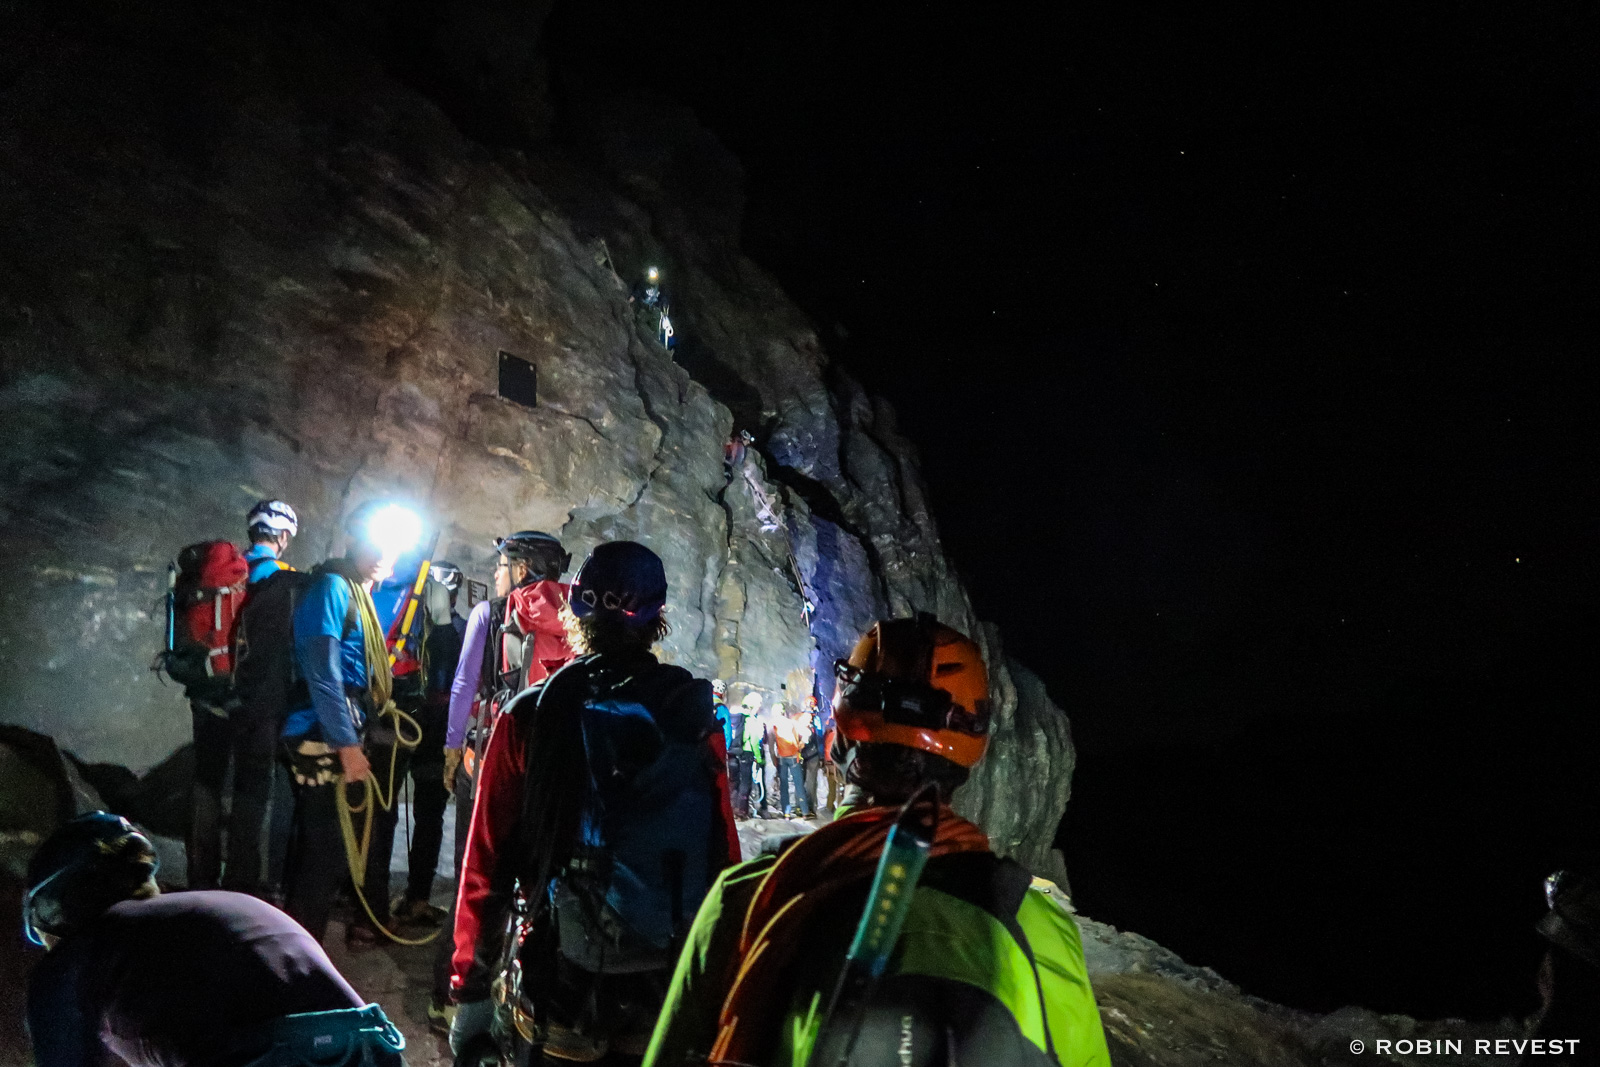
[500,580,574,693]
[159,541,249,696]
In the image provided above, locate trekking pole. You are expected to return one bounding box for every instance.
[808,784,940,1067]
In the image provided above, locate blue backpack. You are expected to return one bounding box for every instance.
[543,659,717,973]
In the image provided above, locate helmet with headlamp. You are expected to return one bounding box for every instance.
[833,613,991,769]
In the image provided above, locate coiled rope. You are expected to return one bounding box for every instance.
[334,703,443,946]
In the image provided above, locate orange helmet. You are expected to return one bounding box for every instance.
[832,613,992,768]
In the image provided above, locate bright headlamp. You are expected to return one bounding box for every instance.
[365,504,423,561]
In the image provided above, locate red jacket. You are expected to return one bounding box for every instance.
[451,657,742,998]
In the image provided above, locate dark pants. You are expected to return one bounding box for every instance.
[266,761,295,897]
[433,760,473,1001]
[777,756,804,816]
[190,702,281,893]
[190,703,231,889]
[283,710,402,942]
[358,717,409,926]
[802,755,824,818]
[282,741,347,943]
[731,752,754,818]
[404,703,450,903]
[225,708,282,894]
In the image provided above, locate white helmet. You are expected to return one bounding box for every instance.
[246,499,299,537]
[740,692,763,711]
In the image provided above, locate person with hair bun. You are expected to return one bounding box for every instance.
[449,541,739,1063]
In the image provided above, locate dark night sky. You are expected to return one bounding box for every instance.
[542,2,1600,1018]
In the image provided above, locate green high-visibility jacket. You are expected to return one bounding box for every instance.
[737,711,765,763]
[642,843,1111,1067]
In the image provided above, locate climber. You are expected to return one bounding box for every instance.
[388,560,466,930]
[432,530,574,1029]
[712,678,732,760]
[642,613,1112,1067]
[24,811,406,1067]
[278,500,415,944]
[723,430,750,474]
[633,266,665,308]
[244,499,299,584]
[800,693,827,819]
[771,702,810,818]
[443,530,574,779]
[730,691,765,820]
[449,541,739,1063]
[189,500,300,897]
[1526,870,1600,1063]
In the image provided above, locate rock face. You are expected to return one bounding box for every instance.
[0,3,1071,879]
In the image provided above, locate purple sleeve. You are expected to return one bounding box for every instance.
[446,599,492,748]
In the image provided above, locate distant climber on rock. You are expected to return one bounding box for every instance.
[432,530,574,1031]
[448,541,739,1063]
[723,429,752,474]
[23,812,406,1067]
[642,613,1112,1067]
[1527,870,1600,1063]
[632,265,666,309]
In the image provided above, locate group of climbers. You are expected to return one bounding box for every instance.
[23,480,1600,1067]
[715,688,837,821]
[32,488,1119,1067]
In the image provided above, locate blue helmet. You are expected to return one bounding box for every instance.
[568,541,668,629]
[23,812,158,946]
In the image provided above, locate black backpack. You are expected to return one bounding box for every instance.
[479,594,512,703]
[231,569,316,726]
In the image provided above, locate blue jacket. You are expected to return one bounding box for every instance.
[283,573,368,749]
[242,543,288,586]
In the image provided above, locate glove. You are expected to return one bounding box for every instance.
[449,997,494,1056]
[443,747,463,794]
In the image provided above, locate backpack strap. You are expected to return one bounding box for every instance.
[340,584,360,641]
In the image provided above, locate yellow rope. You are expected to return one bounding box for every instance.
[335,703,444,946]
